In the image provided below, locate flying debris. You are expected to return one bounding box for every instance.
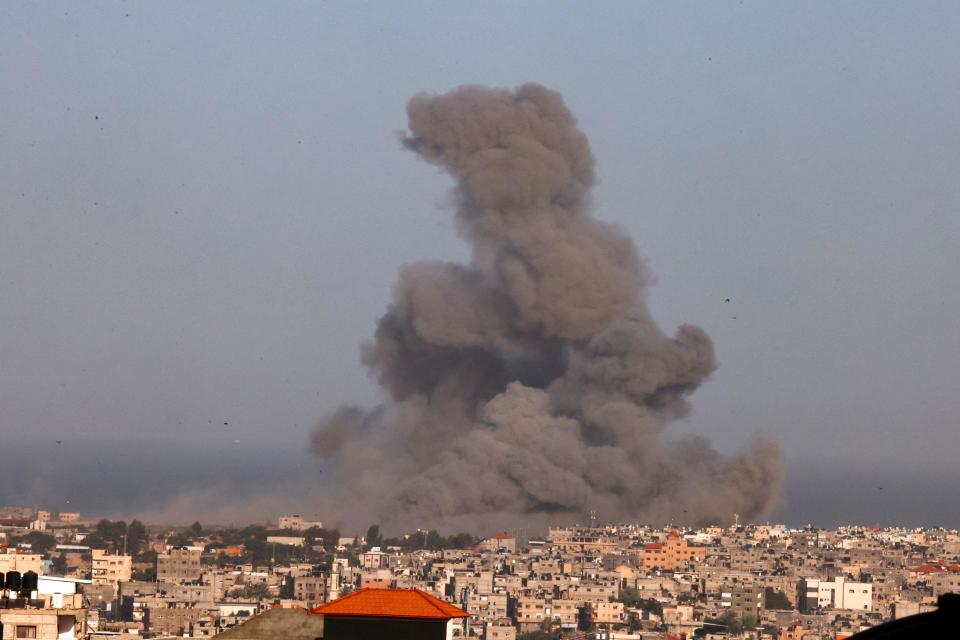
[310,83,783,532]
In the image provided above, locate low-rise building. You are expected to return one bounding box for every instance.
[0,551,43,575]
[0,576,88,640]
[310,588,469,640]
[294,575,327,607]
[0,609,85,640]
[797,577,872,612]
[721,584,764,617]
[592,600,625,626]
[486,618,517,640]
[157,547,203,583]
[277,515,323,532]
[91,549,132,586]
[478,533,517,554]
[642,530,705,571]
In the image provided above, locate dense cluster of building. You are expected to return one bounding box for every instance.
[1,505,958,639]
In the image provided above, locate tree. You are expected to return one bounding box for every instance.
[718,611,743,634]
[15,531,56,555]
[764,587,793,610]
[280,576,295,599]
[86,519,129,551]
[616,586,662,616]
[518,619,560,640]
[706,611,758,635]
[445,532,477,549]
[127,520,147,557]
[132,565,156,582]
[365,525,382,549]
[229,583,271,600]
[51,553,68,575]
[425,530,444,549]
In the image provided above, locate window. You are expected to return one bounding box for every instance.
[16,627,38,639]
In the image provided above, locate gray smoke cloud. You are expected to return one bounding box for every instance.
[311,83,783,533]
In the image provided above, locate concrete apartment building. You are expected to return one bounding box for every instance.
[720,584,764,617]
[0,609,84,640]
[144,602,219,637]
[485,618,517,640]
[91,549,132,586]
[157,547,203,583]
[293,575,327,607]
[359,547,389,570]
[592,601,625,626]
[642,530,705,571]
[477,533,517,554]
[566,582,618,603]
[0,576,88,640]
[0,550,43,575]
[465,592,507,627]
[798,577,873,613]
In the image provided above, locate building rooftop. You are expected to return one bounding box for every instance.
[310,588,469,620]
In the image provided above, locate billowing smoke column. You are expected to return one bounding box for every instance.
[311,83,783,533]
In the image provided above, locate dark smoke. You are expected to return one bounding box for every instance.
[311,83,783,533]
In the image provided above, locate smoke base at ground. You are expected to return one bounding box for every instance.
[310,83,783,533]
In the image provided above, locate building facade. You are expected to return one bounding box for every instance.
[157,547,202,583]
[91,549,132,586]
[642,530,705,571]
[798,577,872,613]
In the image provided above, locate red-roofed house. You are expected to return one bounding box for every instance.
[910,562,960,577]
[311,587,469,639]
[478,532,517,553]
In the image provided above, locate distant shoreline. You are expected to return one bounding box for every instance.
[4,433,957,530]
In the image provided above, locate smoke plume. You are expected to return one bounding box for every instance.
[311,83,783,533]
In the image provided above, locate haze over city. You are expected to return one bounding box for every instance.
[3,1,959,529]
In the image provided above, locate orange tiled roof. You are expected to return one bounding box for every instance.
[912,563,960,574]
[310,588,469,620]
[912,564,944,574]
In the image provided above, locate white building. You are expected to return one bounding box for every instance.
[798,577,872,612]
[277,515,322,531]
[37,576,90,609]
